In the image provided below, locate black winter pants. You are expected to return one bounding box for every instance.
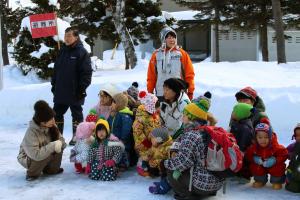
[167,169,217,200]
[53,103,83,134]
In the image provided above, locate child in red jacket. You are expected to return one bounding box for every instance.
[246,123,288,190]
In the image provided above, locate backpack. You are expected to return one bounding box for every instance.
[200,126,243,176]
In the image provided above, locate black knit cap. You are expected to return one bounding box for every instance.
[33,100,55,124]
[163,78,188,96]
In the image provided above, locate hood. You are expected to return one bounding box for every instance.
[119,107,133,116]
[159,26,177,45]
[29,120,48,133]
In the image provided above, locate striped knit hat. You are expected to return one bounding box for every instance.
[183,98,209,121]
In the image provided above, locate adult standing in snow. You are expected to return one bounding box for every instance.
[17,100,66,181]
[147,26,195,101]
[51,27,93,145]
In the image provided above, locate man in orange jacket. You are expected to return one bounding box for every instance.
[147,26,195,101]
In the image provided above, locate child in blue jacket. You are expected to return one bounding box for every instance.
[108,93,136,169]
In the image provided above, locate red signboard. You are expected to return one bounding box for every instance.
[29,13,57,38]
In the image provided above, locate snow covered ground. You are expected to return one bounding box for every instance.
[0,52,300,199]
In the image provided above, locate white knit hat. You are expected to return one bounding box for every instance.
[138,91,158,114]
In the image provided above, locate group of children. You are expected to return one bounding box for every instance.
[68,82,300,194]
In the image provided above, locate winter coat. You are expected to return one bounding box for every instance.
[108,107,134,151]
[286,142,300,192]
[92,103,112,119]
[230,118,254,152]
[160,92,190,137]
[70,137,94,164]
[51,41,92,105]
[132,105,161,157]
[245,132,288,177]
[88,137,125,181]
[164,123,223,192]
[287,142,297,159]
[17,120,66,168]
[148,136,173,169]
[147,46,195,99]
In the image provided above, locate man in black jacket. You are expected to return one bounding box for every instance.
[51,27,92,145]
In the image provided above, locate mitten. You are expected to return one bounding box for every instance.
[85,163,91,174]
[141,138,152,149]
[77,88,87,100]
[172,170,181,180]
[263,156,276,168]
[53,140,62,153]
[253,155,263,165]
[104,159,116,167]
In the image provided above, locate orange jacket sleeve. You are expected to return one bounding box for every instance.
[180,49,195,99]
[147,52,157,94]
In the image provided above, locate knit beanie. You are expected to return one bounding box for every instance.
[255,123,272,139]
[193,91,212,110]
[293,123,300,139]
[183,98,209,121]
[151,127,170,143]
[95,118,110,135]
[235,87,257,102]
[99,83,120,99]
[76,122,96,140]
[232,103,253,120]
[33,100,55,123]
[112,93,128,111]
[163,78,188,96]
[138,90,158,114]
[85,109,98,122]
[127,82,139,101]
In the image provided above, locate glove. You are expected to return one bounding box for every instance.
[77,88,87,100]
[263,156,276,168]
[85,163,91,174]
[53,140,62,153]
[104,159,116,167]
[253,155,263,165]
[141,138,152,149]
[172,170,181,180]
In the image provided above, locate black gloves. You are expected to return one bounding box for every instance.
[77,88,87,100]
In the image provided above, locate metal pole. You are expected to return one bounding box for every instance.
[0,16,3,90]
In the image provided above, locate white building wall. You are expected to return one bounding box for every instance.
[212,26,258,62]
[268,29,300,62]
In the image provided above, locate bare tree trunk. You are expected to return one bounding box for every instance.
[113,0,137,69]
[214,5,220,62]
[271,0,286,63]
[259,3,269,61]
[1,18,9,65]
[0,0,9,65]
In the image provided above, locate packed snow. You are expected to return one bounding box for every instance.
[0,49,300,199]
